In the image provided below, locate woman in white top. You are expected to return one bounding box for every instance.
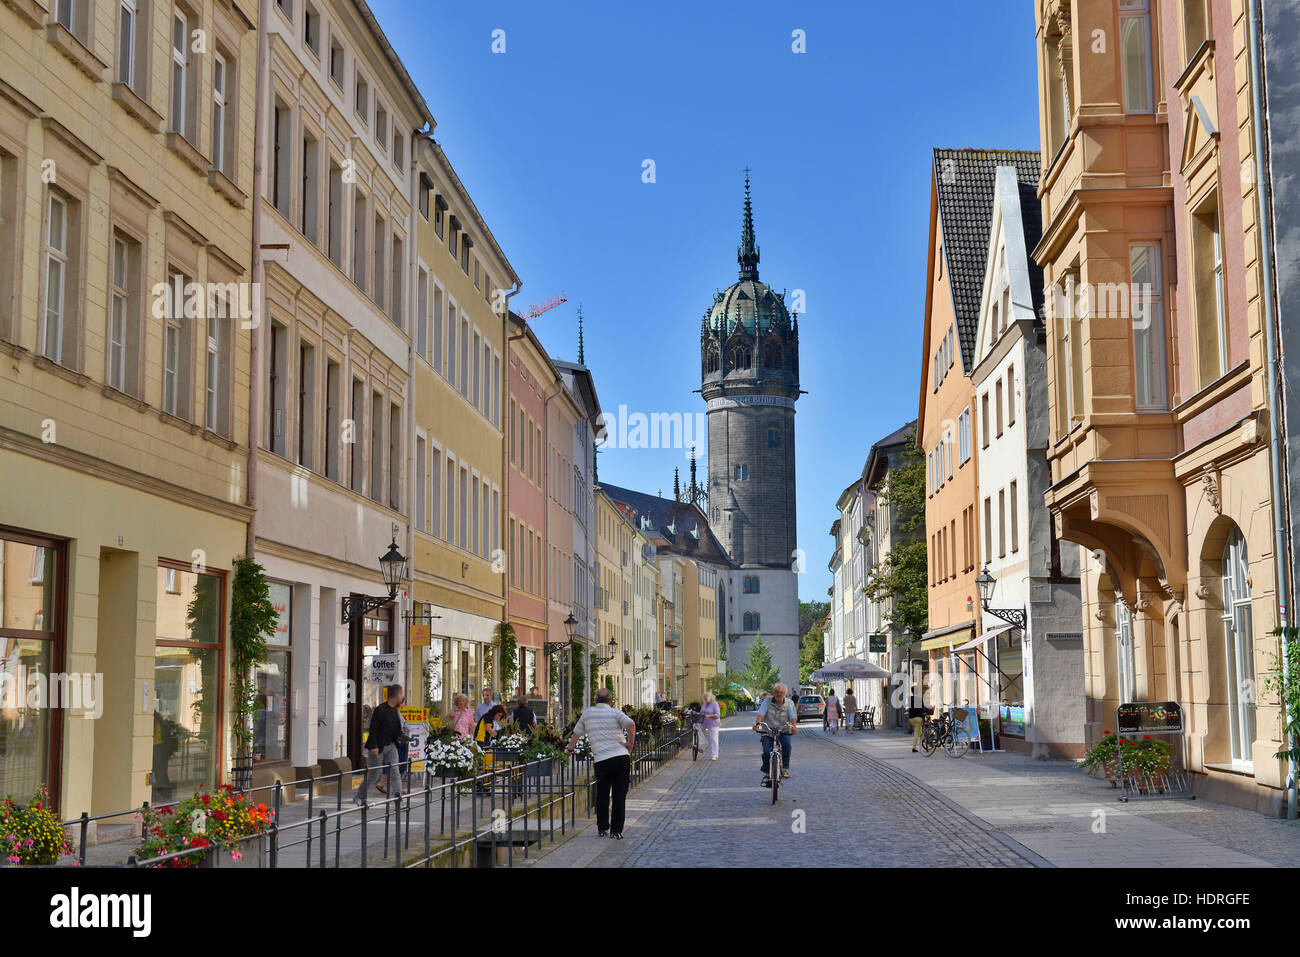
[825,689,841,734]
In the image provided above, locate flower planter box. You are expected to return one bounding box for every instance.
[524,758,558,780]
[200,834,266,869]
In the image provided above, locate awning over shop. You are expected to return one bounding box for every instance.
[953,623,1016,653]
[919,621,974,652]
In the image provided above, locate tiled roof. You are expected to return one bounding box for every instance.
[863,419,917,488]
[933,148,1041,369]
[599,483,734,568]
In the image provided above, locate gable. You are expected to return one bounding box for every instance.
[1181,95,1220,174]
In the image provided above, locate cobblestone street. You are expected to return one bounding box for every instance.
[528,715,1300,868]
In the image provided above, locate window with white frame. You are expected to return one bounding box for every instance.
[1119,0,1154,113]
[170,9,196,141]
[163,269,191,419]
[205,287,231,436]
[958,407,971,463]
[212,52,230,175]
[42,192,72,366]
[117,0,147,91]
[108,233,138,394]
[1131,242,1167,409]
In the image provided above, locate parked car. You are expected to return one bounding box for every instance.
[796,695,825,723]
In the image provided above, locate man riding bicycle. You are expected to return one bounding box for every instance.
[752,683,797,787]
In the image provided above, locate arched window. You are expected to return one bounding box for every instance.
[705,349,720,374]
[762,340,781,369]
[1115,599,1135,703]
[1221,528,1256,764]
[728,344,751,371]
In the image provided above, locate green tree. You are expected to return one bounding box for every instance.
[732,637,782,701]
[865,431,929,639]
[496,621,519,696]
[799,618,826,685]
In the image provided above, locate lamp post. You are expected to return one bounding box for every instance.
[674,662,690,701]
[594,634,618,668]
[633,653,652,675]
[545,612,579,720]
[340,533,408,624]
[975,566,1026,628]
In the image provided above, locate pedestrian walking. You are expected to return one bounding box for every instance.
[513,694,536,733]
[843,687,858,733]
[567,688,636,839]
[474,687,496,723]
[908,702,928,752]
[380,705,411,795]
[825,690,841,734]
[700,692,721,759]
[355,684,404,805]
[448,694,474,736]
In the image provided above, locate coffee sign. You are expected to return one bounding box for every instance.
[1117,701,1183,734]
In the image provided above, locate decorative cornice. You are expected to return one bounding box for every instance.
[0,76,41,117]
[106,165,160,209]
[0,424,252,523]
[39,114,103,165]
[162,208,206,248]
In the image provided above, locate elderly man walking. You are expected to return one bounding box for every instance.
[567,688,636,839]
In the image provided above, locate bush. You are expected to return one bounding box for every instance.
[1,786,72,865]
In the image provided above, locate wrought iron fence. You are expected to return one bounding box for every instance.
[59,722,694,869]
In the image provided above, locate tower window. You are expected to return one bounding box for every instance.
[728,344,751,370]
[733,464,749,481]
[706,348,720,374]
[743,575,759,594]
[762,340,781,368]
[767,427,781,447]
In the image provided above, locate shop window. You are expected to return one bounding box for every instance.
[254,583,292,764]
[0,533,63,804]
[153,562,223,803]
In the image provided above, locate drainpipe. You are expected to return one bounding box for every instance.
[500,279,521,688]
[1247,0,1297,820]
[246,0,269,558]
[405,124,426,700]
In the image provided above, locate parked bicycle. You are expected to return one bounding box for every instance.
[685,709,702,761]
[920,708,972,758]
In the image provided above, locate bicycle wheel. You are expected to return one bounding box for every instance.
[770,745,781,804]
[920,727,939,756]
[945,728,970,758]
[692,730,699,761]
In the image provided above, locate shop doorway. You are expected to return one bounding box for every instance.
[346,601,394,764]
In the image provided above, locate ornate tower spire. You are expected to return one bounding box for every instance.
[673,468,681,502]
[737,167,760,281]
[577,303,585,365]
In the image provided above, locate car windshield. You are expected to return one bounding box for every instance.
[800,697,821,704]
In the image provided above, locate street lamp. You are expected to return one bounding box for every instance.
[594,634,618,667]
[633,653,652,675]
[544,612,578,656]
[341,533,408,623]
[975,566,1027,628]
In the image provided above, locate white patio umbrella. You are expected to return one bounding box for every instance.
[810,656,892,682]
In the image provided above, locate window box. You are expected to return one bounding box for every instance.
[46,21,107,81]
[111,81,163,133]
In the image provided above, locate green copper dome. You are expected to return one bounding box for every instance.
[707,278,791,335]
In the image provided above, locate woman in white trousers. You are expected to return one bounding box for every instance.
[700,692,721,759]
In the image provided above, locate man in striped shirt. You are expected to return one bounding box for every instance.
[566,688,636,839]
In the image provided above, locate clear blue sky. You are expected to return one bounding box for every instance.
[371,0,1042,603]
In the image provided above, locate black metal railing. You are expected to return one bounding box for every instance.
[62,722,694,869]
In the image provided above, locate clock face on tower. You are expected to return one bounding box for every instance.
[699,173,799,570]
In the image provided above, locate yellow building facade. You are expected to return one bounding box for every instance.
[0,0,258,819]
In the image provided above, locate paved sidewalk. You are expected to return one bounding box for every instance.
[817,724,1300,867]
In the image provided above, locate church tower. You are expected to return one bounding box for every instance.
[700,173,801,687]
